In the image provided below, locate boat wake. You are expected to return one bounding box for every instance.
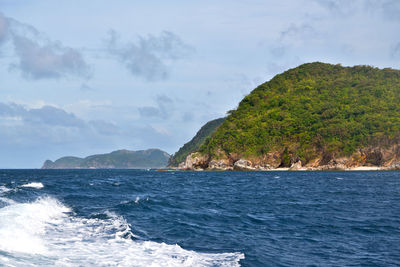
[0,195,244,266]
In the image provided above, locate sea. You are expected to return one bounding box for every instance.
[0,170,399,267]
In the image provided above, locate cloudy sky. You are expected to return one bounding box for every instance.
[0,0,399,168]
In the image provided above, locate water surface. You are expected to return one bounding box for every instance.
[0,170,399,266]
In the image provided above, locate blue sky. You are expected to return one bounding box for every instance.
[0,0,400,168]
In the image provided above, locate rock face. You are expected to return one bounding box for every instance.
[233,159,253,170]
[178,145,400,171]
[388,162,400,170]
[182,152,209,170]
[42,149,170,169]
[209,159,232,170]
[289,160,302,170]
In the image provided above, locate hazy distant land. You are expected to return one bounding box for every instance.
[42,149,170,169]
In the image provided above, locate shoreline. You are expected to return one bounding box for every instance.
[169,166,392,171]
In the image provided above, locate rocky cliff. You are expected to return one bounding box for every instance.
[179,144,400,170]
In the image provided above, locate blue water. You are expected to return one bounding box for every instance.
[0,170,399,266]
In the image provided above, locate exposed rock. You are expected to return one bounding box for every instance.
[313,158,346,170]
[178,162,186,169]
[253,163,272,170]
[361,148,384,166]
[208,159,232,170]
[289,160,302,170]
[233,159,254,170]
[263,152,282,168]
[387,161,400,170]
[183,152,209,170]
[178,144,400,170]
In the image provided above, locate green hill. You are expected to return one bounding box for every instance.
[42,149,170,169]
[169,118,225,166]
[184,62,400,169]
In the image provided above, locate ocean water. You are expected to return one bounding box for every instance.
[0,170,399,266]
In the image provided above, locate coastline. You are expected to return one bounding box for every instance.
[170,166,391,171]
[173,150,400,171]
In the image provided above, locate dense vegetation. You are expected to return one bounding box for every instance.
[42,149,170,169]
[199,62,400,165]
[169,118,225,166]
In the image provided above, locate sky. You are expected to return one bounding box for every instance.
[0,0,400,168]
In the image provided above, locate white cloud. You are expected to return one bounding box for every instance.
[0,12,90,79]
[11,35,90,79]
[106,30,194,81]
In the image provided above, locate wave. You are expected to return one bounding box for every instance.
[0,186,11,193]
[0,186,16,205]
[20,182,44,189]
[120,196,150,205]
[0,196,244,266]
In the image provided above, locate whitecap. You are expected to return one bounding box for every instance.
[0,185,11,193]
[120,196,150,205]
[21,182,44,189]
[134,196,140,203]
[0,196,244,266]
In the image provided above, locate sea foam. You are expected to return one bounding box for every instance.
[0,186,11,193]
[0,196,244,266]
[21,182,44,189]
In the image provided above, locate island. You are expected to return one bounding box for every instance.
[42,149,170,169]
[172,62,400,170]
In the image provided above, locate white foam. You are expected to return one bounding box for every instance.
[21,182,44,189]
[0,196,244,266]
[0,186,11,193]
[0,197,69,254]
[121,196,149,205]
[134,196,140,203]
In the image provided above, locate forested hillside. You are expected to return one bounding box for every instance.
[169,118,225,166]
[191,62,400,168]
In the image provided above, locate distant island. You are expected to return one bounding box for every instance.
[42,149,170,169]
[172,62,400,170]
